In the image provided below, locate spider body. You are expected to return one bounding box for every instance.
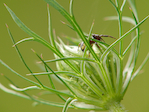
[78,34,115,51]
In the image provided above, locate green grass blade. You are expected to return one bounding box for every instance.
[4,4,60,57]
[43,64,66,102]
[10,84,40,91]
[5,4,81,75]
[44,0,101,63]
[131,53,149,80]
[4,4,44,41]
[120,0,127,11]
[44,0,71,22]
[1,73,35,100]
[0,83,70,108]
[100,15,149,61]
[69,0,74,17]
[0,59,40,86]
[0,83,30,99]
[81,21,94,74]
[6,24,44,87]
[41,57,96,63]
[47,4,56,48]
[32,49,77,97]
[128,0,139,22]
[12,37,34,46]
[122,35,137,56]
[122,7,141,95]
[105,16,136,25]
[62,98,74,112]
[27,71,78,77]
[109,0,117,10]
[0,59,74,97]
[128,7,140,70]
[61,21,75,31]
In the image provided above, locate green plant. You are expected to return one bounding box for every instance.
[0,0,149,112]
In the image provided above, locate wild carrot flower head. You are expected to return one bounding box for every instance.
[1,0,149,112]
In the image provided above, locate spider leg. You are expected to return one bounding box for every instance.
[99,34,116,39]
[95,42,102,51]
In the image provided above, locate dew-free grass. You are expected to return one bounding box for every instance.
[1,0,149,112]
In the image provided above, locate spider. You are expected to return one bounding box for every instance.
[78,34,116,51]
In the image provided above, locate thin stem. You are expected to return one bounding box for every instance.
[6,25,44,87]
[44,64,66,102]
[32,50,77,97]
[62,98,74,112]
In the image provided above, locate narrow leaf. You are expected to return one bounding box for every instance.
[131,53,149,80]
[100,15,149,61]
[0,59,73,97]
[120,0,127,11]
[0,83,30,99]
[0,83,68,108]
[41,57,96,63]
[10,84,40,91]
[32,49,77,96]
[105,16,136,25]
[45,0,101,63]
[4,4,58,55]
[13,37,34,47]
[62,98,75,112]
[47,4,56,48]
[27,71,78,77]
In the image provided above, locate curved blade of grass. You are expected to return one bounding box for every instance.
[43,63,66,102]
[5,4,81,75]
[1,73,38,101]
[120,0,127,12]
[27,71,78,77]
[0,60,74,97]
[131,53,149,80]
[128,0,139,22]
[62,98,75,112]
[79,21,107,97]
[0,83,30,99]
[44,0,101,63]
[81,21,94,74]
[12,37,34,46]
[122,35,137,56]
[41,57,96,63]
[88,22,111,94]
[6,24,71,99]
[61,20,75,31]
[32,49,77,97]
[4,4,61,57]
[128,7,140,71]
[100,15,149,61]
[6,24,44,87]
[0,82,104,110]
[81,21,106,97]
[105,16,136,25]
[109,0,118,12]
[122,7,142,95]
[47,4,56,48]
[10,84,40,91]
[0,83,70,108]
[69,0,74,18]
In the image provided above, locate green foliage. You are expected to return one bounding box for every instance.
[1,0,149,112]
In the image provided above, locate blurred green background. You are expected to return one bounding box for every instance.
[0,0,149,112]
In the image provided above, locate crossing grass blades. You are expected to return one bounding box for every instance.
[0,0,149,112]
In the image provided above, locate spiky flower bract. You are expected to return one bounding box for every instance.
[0,0,149,112]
